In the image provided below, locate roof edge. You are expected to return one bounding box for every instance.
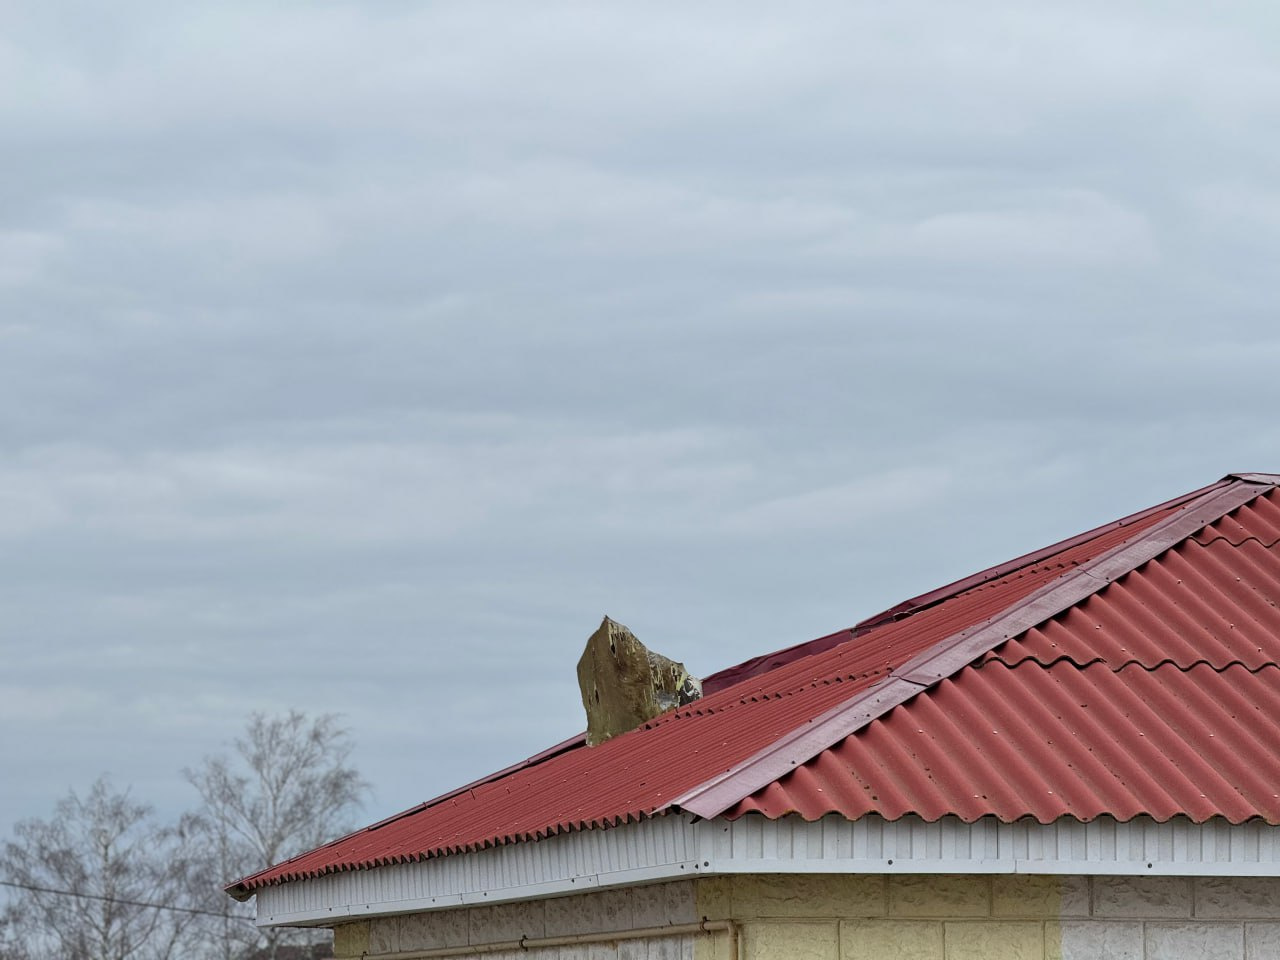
[701,476,1231,694]
[674,475,1276,819]
[225,732,588,898]
[251,814,1280,927]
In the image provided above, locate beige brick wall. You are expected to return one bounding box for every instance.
[330,874,1280,960]
[693,874,1280,960]
[332,881,697,959]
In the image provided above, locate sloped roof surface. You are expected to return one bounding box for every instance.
[231,474,1280,896]
[735,661,1280,825]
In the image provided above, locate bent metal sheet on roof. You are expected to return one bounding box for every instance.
[229,473,1280,899]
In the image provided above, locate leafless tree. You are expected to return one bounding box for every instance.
[0,901,33,960]
[0,777,203,960]
[185,711,366,960]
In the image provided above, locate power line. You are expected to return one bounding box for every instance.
[0,879,255,922]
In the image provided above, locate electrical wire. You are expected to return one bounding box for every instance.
[0,878,255,921]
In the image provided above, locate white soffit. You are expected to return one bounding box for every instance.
[256,813,1280,927]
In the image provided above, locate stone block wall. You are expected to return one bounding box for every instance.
[693,874,1280,960]
[332,881,697,960]
[329,874,1280,960]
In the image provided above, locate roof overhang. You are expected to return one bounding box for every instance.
[253,812,1280,927]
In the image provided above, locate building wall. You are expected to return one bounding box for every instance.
[694,874,1280,960]
[330,874,1280,960]
[331,880,698,960]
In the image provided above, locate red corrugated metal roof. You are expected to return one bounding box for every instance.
[727,485,1280,824]
[733,661,1280,824]
[701,476,1229,694]
[991,492,1280,672]
[229,473,1280,897]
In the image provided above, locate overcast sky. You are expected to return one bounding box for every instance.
[3,1,1280,839]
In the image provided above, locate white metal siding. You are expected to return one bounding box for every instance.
[256,813,1280,927]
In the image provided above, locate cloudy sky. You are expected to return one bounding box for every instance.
[3,1,1280,839]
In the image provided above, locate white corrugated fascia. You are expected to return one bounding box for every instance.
[255,812,1280,927]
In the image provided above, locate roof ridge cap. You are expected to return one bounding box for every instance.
[894,479,1269,684]
[671,476,1275,820]
[1230,472,1280,484]
[701,477,1234,695]
[849,477,1234,629]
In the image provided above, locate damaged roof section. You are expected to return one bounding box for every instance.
[229,473,1280,899]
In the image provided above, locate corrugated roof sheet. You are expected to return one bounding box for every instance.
[992,492,1280,672]
[732,661,1280,824]
[230,473,1280,896]
[728,486,1280,824]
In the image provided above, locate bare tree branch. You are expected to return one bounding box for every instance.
[0,777,202,960]
[185,711,367,960]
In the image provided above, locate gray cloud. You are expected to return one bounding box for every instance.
[3,0,1280,833]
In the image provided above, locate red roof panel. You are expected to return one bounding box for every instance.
[230,474,1280,896]
[729,488,1280,825]
[991,491,1280,671]
[732,661,1280,825]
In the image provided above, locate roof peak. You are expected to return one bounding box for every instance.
[703,473,1265,696]
[1230,472,1280,484]
[673,474,1277,818]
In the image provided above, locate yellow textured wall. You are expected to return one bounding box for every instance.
[694,874,1280,960]
[335,874,1280,960]
[694,874,1066,960]
[332,920,369,958]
